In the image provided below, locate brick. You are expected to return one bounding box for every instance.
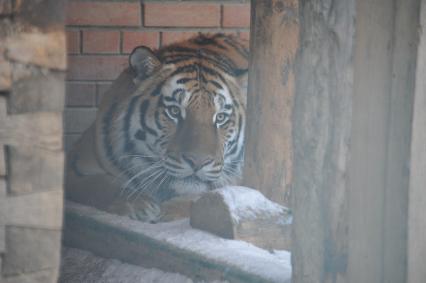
[239,31,250,41]
[9,70,65,114]
[83,30,120,54]
[67,1,141,27]
[223,4,251,28]
[66,82,96,107]
[96,82,112,105]
[144,3,220,27]
[6,190,63,228]
[67,55,128,80]
[65,108,97,134]
[8,147,64,195]
[161,31,199,47]
[122,31,159,53]
[67,30,80,54]
[64,134,82,151]
[3,227,61,276]
[6,31,66,70]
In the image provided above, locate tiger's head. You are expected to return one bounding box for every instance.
[100,34,248,201]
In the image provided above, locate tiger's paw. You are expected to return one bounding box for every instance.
[107,197,162,223]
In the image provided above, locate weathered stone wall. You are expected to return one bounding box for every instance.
[0,1,66,282]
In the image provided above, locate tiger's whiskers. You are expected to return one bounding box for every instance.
[120,162,162,197]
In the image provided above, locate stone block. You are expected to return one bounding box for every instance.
[0,179,5,254]
[190,186,292,251]
[14,0,66,30]
[0,145,6,176]
[2,226,61,276]
[8,147,64,195]
[9,70,65,114]
[0,225,4,254]
[3,267,59,283]
[0,56,11,91]
[0,177,6,197]
[0,0,12,15]
[6,190,63,229]
[6,31,66,70]
[0,112,63,151]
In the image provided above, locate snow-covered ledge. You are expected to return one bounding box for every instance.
[63,201,291,283]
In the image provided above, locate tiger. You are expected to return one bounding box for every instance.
[66,33,249,222]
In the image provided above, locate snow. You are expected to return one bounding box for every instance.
[67,202,292,283]
[61,247,224,283]
[138,219,292,283]
[215,186,290,223]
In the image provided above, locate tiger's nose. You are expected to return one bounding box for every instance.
[182,153,214,171]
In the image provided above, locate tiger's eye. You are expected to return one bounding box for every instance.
[216,113,228,124]
[168,106,181,118]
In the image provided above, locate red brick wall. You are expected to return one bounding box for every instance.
[65,0,250,148]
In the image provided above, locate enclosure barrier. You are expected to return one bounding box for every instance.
[0,1,66,282]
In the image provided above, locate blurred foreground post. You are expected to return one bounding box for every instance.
[0,1,66,282]
[292,0,425,282]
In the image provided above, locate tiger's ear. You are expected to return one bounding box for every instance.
[236,69,249,93]
[129,46,162,82]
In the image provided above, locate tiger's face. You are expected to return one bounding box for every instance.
[107,34,248,201]
[145,74,244,196]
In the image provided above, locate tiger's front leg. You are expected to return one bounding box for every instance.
[107,195,163,223]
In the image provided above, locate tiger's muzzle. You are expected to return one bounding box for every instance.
[164,109,223,181]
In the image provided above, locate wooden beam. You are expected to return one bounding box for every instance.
[291,0,355,282]
[407,1,426,282]
[293,0,422,282]
[348,0,419,282]
[243,0,299,205]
